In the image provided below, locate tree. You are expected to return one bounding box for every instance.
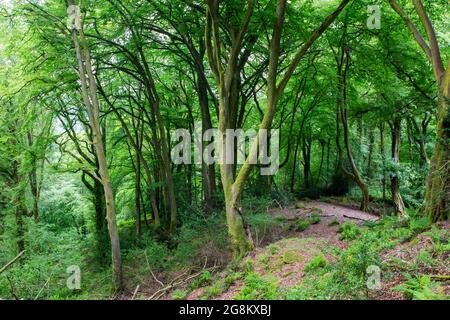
[67,0,123,291]
[389,0,449,221]
[205,0,350,257]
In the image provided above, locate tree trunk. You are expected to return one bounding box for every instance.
[341,106,370,212]
[424,89,449,221]
[135,152,142,236]
[153,100,177,232]
[205,0,350,258]
[222,162,253,259]
[197,64,216,212]
[380,123,387,202]
[337,46,369,211]
[389,0,449,221]
[390,118,406,216]
[93,179,108,264]
[291,138,301,193]
[69,9,123,290]
[27,131,39,221]
[15,204,25,253]
[302,133,312,189]
[318,139,325,183]
[367,130,375,178]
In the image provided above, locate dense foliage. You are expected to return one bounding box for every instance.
[0,0,448,300]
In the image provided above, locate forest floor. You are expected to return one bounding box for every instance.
[121,199,449,301]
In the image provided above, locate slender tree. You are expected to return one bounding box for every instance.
[67,0,123,290]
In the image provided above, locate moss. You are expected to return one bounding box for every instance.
[228,214,254,260]
[295,201,306,209]
[275,216,288,223]
[282,250,302,264]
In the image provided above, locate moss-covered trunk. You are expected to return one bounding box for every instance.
[390,118,406,216]
[224,189,254,259]
[424,90,449,221]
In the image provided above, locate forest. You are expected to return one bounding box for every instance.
[0,0,448,301]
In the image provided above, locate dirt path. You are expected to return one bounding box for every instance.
[271,200,380,223]
[167,201,382,300]
[189,201,380,300]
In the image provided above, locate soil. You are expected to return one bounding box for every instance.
[123,200,449,300]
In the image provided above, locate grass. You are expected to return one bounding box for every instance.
[8,199,446,301]
[193,208,449,301]
[304,255,327,272]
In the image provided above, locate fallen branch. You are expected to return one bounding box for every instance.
[316,214,337,218]
[131,285,140,300]
[343,214,379,222]
[7,276,19,300]
[0,251,26,275]
[428,275,450,281]
[147,266,217,300]
[271,199,283,210]
[151,270,164,288]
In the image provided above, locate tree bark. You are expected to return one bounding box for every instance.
[197,67,216,212]
[68,4,123,290]
[27,131,39,221]
[367,130,375,178]
[425,87,449,221]
[301,133,312,189]
[380,123,387,202]
[336,46,369,211]
[390,118,406,216]
[135,151,142,236]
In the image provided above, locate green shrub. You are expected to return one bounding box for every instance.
[290,219,310,232]
[269,245,279,255]
[304,255,327,272]
[395,275,448,300]
[190,270,213,290]
[408,216,431,233]
[172,290,188,300]
[235,273,279,300]
[338,222,362,240]
[309,214,321,225]
[224,272,243,288]
[247,213,280,234]
[201,282,223,299]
